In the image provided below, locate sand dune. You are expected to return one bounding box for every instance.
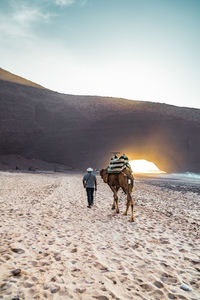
[0,172,199,299]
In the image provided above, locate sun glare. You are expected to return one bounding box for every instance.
[130,160,165,174]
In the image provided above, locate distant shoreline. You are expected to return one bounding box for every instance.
[134,173,200,195]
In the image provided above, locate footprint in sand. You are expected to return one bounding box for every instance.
[160,272,179,285]
[94,262,109,272]
[149,289,165,299]
[139,283,154,292]
[93,296,109,300]
[153,280,164,288]
[23,281,34,288]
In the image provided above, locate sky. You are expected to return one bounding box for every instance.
[0,0,200,109]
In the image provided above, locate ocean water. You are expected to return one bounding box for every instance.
[159,172,200,184]
[140,172,200,194]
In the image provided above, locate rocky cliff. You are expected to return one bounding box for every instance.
[0,71,200,172]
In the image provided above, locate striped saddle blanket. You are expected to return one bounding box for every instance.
[107,157,131,174]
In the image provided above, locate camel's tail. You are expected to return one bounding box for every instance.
[127,175,134,192]
[122,172,134,193]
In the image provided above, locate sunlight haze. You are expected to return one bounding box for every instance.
[130,160,165,174]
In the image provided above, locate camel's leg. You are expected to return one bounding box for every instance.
[109,186,119,213]
[123,192,134,221]
[129,194,134,222]
[115,187,120,213]
[109,186,115,209]
[123,197,130,216]
[111,199,115,210]
[125,177,134,221]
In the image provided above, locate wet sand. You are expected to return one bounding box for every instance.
[135,173,200,194]
[0,172,199,300]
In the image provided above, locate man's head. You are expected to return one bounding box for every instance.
[87,167,93,173]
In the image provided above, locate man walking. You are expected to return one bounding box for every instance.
[83,168,97,208]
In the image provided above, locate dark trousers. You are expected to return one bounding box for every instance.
[86,188,94,206]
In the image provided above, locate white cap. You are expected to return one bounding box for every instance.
[87,168,93,172]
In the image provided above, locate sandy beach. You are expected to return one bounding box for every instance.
[0,171,199,300]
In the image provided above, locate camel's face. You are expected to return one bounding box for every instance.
[100,169,105,178]
[100,169,109,183]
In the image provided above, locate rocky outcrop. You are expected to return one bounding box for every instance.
[0,77,200,172]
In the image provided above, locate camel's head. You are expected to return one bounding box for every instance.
[100,169,105,178]
[100,169,108,183]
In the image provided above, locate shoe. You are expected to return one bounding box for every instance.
[87,205,91,208]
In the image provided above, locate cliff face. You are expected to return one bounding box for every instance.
[0,77,200,172]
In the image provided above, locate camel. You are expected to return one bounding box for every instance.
[100,168,135,222]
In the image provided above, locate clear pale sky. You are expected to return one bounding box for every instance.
[0,0,200,109]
